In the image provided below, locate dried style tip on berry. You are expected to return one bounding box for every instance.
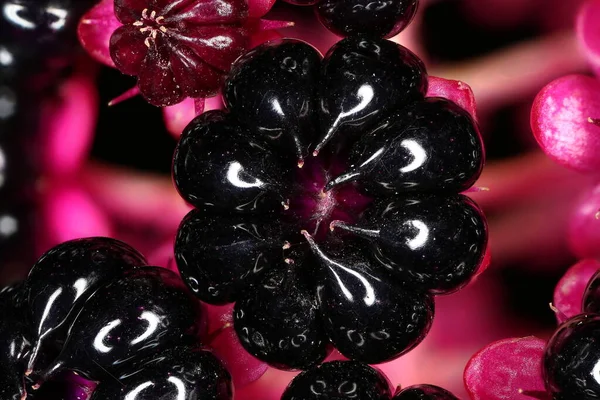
[173,37,486,370]
[316,0,419,39]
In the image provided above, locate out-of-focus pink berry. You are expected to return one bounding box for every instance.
[553,259,600,323]
[569,182,600,259]
[531,74,600,173]
[464,336,547,400]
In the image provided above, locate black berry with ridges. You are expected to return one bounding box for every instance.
[34,267,205,383]
[393,384,460,399]
[281,361,392,399]
[543,313,600,399]
[173,38,486,370]
[316,0,419,39]
[90,346,232,400]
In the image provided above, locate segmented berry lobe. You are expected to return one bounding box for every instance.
[281,361,392,399]
[316,0,419,39]
[90,346,232,400]
[38,267,205,382]
[173,37,486,370]
[543,314,600,399]
[393,384,459,399]
[109,0,250,106]
[583,270,600,314]
[24,237,146,373]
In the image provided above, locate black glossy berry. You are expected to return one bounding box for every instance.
[327,98,484,194]
[24,237,146,374]
[234,265,332,370]
[36,267,205,383]
[543,313,600,399]
[0,282,32,400]
[0,0,95,62]
[173,110,293,214]
[281,361,392,400]
[583,270,600,314]
[331,194,487,294]
[175,208,293,304]
[315,36,427,155]
[304,236,434,364]
[316,0,419,39]
[90,346,232,400]
[393,384,459,399]
[173,38,485,370]
[224,39,322,163]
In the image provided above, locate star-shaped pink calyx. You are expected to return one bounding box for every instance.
[78,0,290,108]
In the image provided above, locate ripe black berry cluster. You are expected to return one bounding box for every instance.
[281,360,459,399]
[172,35,487,370]
[283,0,419,39]
[543,270,600,399]
[0,237,232,400]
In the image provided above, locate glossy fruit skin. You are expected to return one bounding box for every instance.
[282,0,320,5]
[175,208,293,304]
[0,0,96,71]
[393,384,459,399]
[316,0,419,39]
[90,346,232,400]
[316,36,427,155]
[333,194,487,294]
[281,360,392,400]
[24,237,146,373]
[311,238,434,364]
[328,98,484,194]
[582,270,600,314]
[234,264,332,370]
[0,283,32,400]
[224,39,322,162]
[37,267,205,383]
[173,39,485,370]
[173,110,293,215]
[543,314,600,399]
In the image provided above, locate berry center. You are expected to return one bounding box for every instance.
[288,156,372,241]
[132,8,168,48]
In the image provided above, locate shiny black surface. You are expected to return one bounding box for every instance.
[393,384,459,399]
[37,267,205,383]
[0,0,95,62]
[173,110,293,214]
[90,346,232,400]
[333,194,487,294]
[175,208,292,304]
[316,0,419,39]
[316,36,427,155]
[583,270,600,314]
[224,40,322,162]
[0,282,32,400]
[281,361,392,400]
[543,314,600,399]
[24,237,146,373]
[306,237,434,364]
[328,98,484,194]
[234,265,331,370]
